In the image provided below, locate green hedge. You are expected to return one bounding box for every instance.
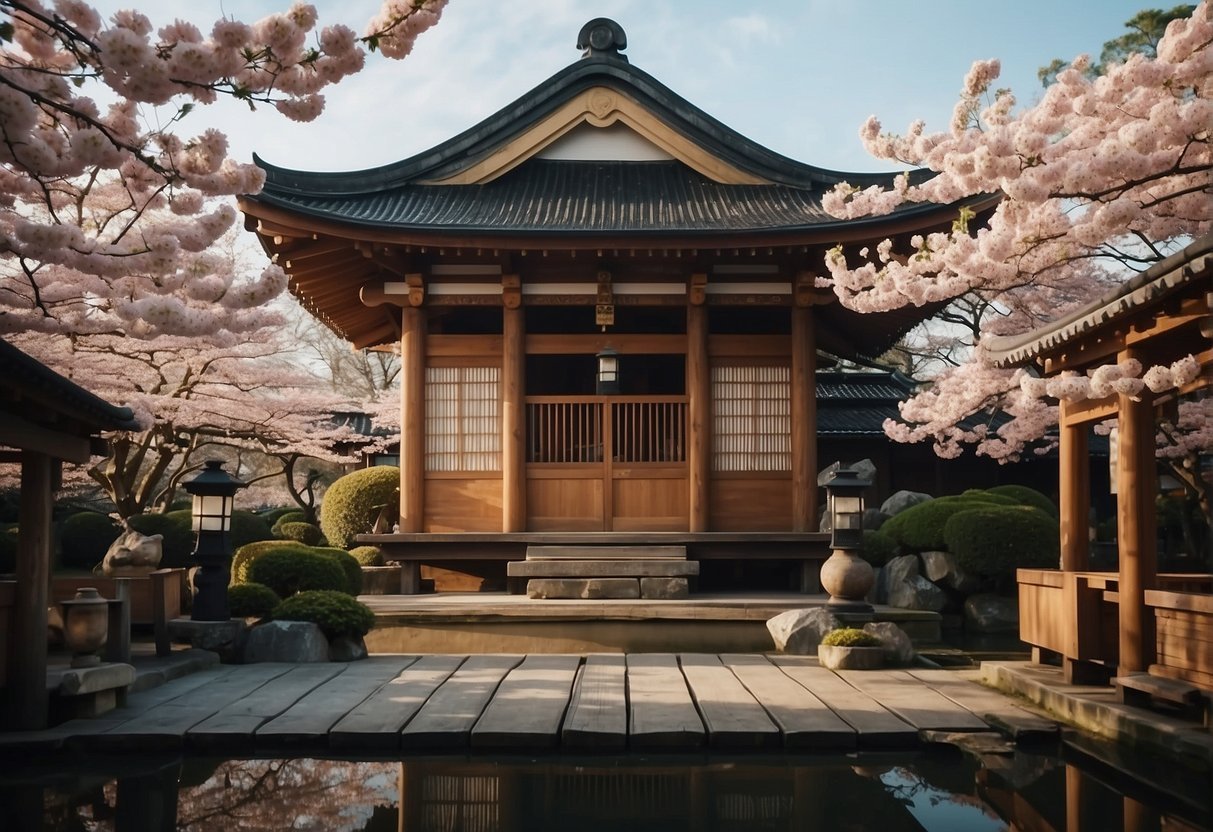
[943,505,1059,591]
[859,530,897,567]
[959,489,1020,506]
[349,545,384,567]
[260,506,301,526]
[986,484,1059,517]
[248,549,347,599]
[60,512,123,569]
[231,540,309,585]
[272,590,375,639]
[227,582,281,618]
[880,497,996,553]
[315,547,362,595]
[319,467,399,549]
[277,521,325,546]
[271,511,308,537]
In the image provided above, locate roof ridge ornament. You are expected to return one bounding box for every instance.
[577,18,628,62]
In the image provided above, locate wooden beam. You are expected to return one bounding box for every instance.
[687,300,709,532]
[1117,350,1157,675]
[1058,402,1089,571]
[790,306,816,532]
[525,334,686,355]
[400,307,426,533]
[1059,396,1118,428]
[0,412,91,463]
[502,293,526,532]
[9,451,52,730]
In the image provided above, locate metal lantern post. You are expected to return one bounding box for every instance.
[596,347,620,395]
[820,467,875,617]
[183,460,245,621]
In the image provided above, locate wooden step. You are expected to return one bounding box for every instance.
[1116,672,1204,706]
[525,545,687,561]
[508,560,699,578]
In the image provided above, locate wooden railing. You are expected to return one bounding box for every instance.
[526,396,687,465]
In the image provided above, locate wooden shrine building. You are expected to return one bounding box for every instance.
[241,19,997,589]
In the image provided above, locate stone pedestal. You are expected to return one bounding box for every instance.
[527,578,640,599]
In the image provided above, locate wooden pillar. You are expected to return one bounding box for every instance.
[1117,364,1157,675]
[1058,402,1090,571]
[687,278,710,532]
[10,450,52,730]
[791,304,817,531]
[502,279,526,532]
[400,306,426,533]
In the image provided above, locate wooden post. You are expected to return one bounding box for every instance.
[1116,367,1157,675]
[10,450,52,730]
[502,281,526,532]
[687,287,710,532]
[791,304,817,531]
[1058,403,1090,571]
[400,306,426,533]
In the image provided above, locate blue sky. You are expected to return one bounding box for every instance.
[102,0,1156,172]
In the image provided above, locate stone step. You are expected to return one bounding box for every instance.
[527,577,689,600]
[525,545,687,561]
[508,560,699,578]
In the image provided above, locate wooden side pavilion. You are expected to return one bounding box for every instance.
[986,234,1212,688]
[240,19,997,589]
[0,338,140,730]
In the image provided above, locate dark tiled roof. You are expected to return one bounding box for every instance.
[253,159,959,237]
[815,371,915,435]
[0,338,139,434]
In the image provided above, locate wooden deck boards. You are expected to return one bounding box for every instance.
[6,654,1058,754]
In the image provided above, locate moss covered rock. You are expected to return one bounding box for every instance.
[59,512,122,569]
[319,466,399,549]
[943,505,1059,591]
[859,530,897,568]
[821,628,881,647]
[272,590,375,638]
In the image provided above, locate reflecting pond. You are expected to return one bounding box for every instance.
[5,741,1210,831]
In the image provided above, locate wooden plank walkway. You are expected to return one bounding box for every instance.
[0,654,1058,753]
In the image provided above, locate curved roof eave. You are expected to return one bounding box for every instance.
[985,233,1213,368]
[253,55,927,197]
[242,190,998,246]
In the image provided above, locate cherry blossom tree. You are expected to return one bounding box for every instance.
[821,1,1211,466]
[0,1,441,512]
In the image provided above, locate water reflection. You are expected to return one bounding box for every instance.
[5,748,1210,832]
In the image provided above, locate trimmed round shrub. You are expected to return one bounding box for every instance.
[959,489,1020,506]
[227,582,281,618]
[59,512,122,569]
[127,511,194,568]
[260,506,301,526]
[310,546,362,595]
[0,525,17,573]
[272,590,375,639]
[277,521,325,546]
[880,496,998,553]
[986,484,1058,517]
[271,511,308,537]
[319,466,400,549]
[821,628,881,647]
[349,546,385,567]
[230,510,274,549]
[859,530,897,568]
[248,549,347,599]
[231,540,307,584]
[943,505,1059,591]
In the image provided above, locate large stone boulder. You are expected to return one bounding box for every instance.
[766,608,841,654]
[863,508,890,531]
[863,622,916,666]
[329,634,369,662]
[888,575,947,612]
[243,620,329,663]
[963,594,1020,633]
[817,458,877,487]
[880,490,933,517]
[874,553,920,605]
[920,550,983,593]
